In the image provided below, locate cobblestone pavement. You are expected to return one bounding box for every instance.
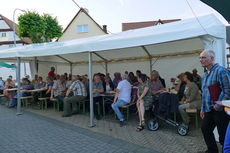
[0,105,157,153]
[23,105,208,153]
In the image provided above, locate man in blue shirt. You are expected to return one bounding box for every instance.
[199,50,230,153]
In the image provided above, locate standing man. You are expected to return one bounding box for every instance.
[199,50,230,153]
[48,67,56,80]
[112,75,131,127]
[192,68,202,89]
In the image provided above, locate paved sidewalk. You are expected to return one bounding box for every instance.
[24,106,208,153]
[0,105,157,153]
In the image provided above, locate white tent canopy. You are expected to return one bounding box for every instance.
[0,13,227,126]
[0,13,227,64]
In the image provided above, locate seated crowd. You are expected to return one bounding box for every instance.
[1,66,203,131]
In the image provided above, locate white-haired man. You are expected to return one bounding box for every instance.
[112,75,131,127]
[199,50,230,153]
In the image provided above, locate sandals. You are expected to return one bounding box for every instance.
[136,120,145,132]
[136,125,144,132]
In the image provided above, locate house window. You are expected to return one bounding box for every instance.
[78,25,88,33]
[1,33,6,37]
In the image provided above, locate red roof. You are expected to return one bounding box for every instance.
[122,19,181,31]
[0,14,32,44]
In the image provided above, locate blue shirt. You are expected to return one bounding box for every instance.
[23,83,33,90]
[224,122,230,153]
[0,80,4,90]
[93,81,103,97]
[202,64,230,112]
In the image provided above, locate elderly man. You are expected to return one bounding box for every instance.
[199,50,230,153]
[62,75,87,117]
[112,75,131,127]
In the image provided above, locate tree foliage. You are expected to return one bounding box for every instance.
[18,11,63,43]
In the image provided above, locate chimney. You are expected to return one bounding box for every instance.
[103,25,107,33]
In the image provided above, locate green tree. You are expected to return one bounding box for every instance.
[18,11,63,43]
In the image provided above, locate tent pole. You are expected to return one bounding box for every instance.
[150,59,152,77]
[16,57,22,115]
[89,52,95,127]
[105,62,108,74]
[70,63,73,75]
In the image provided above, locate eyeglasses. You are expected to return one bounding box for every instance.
[199,56,210,60]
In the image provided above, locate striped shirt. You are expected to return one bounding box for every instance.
[70,80,87,96]
[202,64,230,112]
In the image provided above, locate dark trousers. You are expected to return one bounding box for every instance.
[201,110,230,153]
[93,96,103,117]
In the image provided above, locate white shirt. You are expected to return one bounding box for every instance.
[117,80,131,103]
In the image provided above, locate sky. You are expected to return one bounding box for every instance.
[0,0,224,33]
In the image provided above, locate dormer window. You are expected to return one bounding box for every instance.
[78,25,88,33]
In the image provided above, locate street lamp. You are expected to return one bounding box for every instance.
[13,8,25,116]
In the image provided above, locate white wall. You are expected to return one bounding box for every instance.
[36,54,204,87]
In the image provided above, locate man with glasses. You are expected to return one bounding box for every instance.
[198,50,230,153]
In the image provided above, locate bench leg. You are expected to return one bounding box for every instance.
[83,102,85,114]
[53,101,56,111]
[127,108,129,121]
[45,100,48,110]
[195,113,198,128]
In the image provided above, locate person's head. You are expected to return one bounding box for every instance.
[25,75,30,79]
[104,76,110,83]
[125,71,128,75]
[200,50,215,69]
[68,74,72,80]
[56,74,60,80]
[122,74,129,80]
[136,70,141,76]
[60,75,66,83]
[22,78,30,85]
[106,73,110,77]
[82,75,88,83]
[7,78,11,83]
[128,72,135,78]
[0,77,2,80]
[184,72,193,83]
[177,73,185,82]
[9,75,12,80]
[151,70,159,81]
[192,69,198,75]
[137,73,147,84]
[51,67,55,72]
[38,76,43,82]
[117,73,122,80]
[34,74,38,80]
[93,74,101,84]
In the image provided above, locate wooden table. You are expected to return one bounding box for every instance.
[100,92,115,117]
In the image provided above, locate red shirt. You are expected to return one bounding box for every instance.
[48,71,56,80]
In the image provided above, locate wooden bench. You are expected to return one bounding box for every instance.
[78,99,89,114]
[38,97,50,110]
[50,98,59,111]
[186,108,198,128]
[21,96,33,108]
[120,101,136,121]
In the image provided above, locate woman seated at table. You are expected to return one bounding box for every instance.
[44,76,54,97]
[4,78,16,100]
[149,70,164,100]
[178,72,201,126]
[128,72,138,85]
[9,78,33,108]
[50,75,66,111]
[103,76,114,93]
[136,73,153,132]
